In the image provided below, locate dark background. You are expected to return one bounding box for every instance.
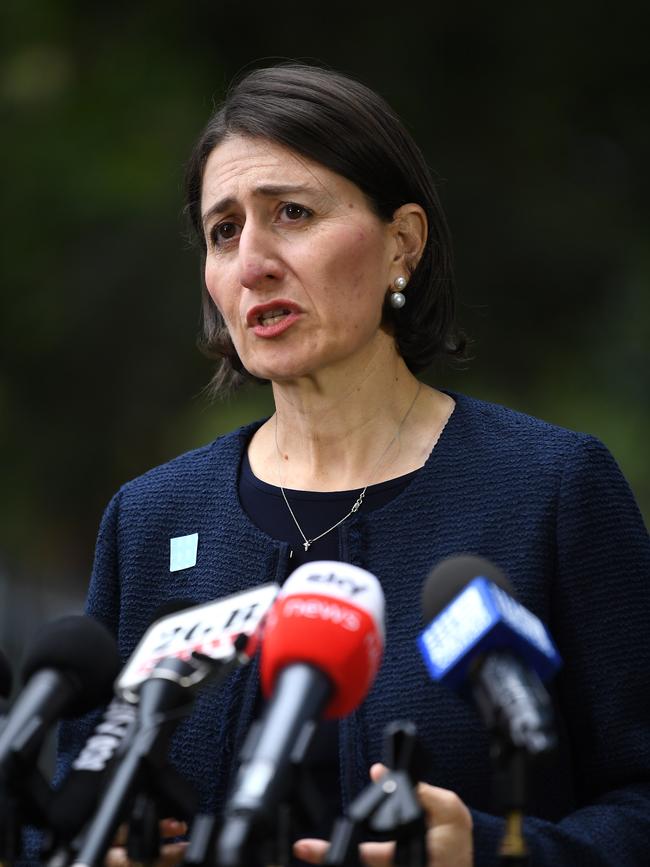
[1,2,648,672]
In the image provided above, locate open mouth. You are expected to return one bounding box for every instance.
[258,309,291,326]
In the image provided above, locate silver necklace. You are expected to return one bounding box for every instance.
[275,382,422,554]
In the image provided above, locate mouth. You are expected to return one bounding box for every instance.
[246,300,303,328]
[246,301,303,339]
[256,308,292,327]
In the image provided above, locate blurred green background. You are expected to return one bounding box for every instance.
[1,2,648,661]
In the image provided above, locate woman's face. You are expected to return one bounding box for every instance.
[200,135,402,384]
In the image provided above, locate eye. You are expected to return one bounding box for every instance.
[209,221,241,248]
[279,203,312,221]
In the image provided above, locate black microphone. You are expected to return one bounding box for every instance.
[42,598,197,867]
[418,555,561,756]
[0,618,119,864]
[71,598,219,867]
[68,587,278,867]
[43,697,137,865]
[0,616,121,779]
[45,598,195,858]
[71,655,207,867]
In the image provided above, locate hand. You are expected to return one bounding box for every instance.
[294,764,473,867]
[105,818,188,867]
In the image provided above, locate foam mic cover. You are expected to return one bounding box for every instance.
[0,616,120,780]
[260,560,385,718]
[421,554,512,622]
[21,616,121,717]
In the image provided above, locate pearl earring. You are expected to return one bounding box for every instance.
[389,276,407,309]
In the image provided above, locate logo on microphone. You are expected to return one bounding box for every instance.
[283,596,361,631]
[116,584,280,699]
[305,571,370,597]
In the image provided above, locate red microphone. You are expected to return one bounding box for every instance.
[260,560,384,718]
[217,561,385,866]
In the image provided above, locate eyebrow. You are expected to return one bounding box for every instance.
[201,184,316,228]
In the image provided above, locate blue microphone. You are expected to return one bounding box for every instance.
[418,555,561,755]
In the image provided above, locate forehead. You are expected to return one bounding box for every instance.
[200,135,359,212]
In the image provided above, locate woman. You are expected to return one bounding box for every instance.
[62,65,650,866]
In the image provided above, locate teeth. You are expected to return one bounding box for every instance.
[258,309,290,326]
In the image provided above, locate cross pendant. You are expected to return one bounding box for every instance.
[303,540,311,551]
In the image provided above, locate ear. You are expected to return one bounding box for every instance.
[389,203,428,276]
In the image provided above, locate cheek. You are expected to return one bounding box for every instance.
[322,225,381,274]
[330,232,387,314]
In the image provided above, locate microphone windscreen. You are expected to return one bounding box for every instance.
[261,561,384,718]
[421,554,513,623]
[21,616,121,716]
[0,648,12,699]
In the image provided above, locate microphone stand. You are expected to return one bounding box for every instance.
[325,722,426,867]
[472,651,558,866]
[266,723,325,867]
[490,735,530,866]
[126,792,160,867]
[184,719,326,867]
[125,762,199,867]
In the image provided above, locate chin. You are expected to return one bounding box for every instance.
[243,356,320,383]
[245,366,309,384]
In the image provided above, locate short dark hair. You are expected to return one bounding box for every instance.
[184,63,467,395]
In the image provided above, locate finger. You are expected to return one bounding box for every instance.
[369,762,387,783]
[359,839,396,867]
[156,841,189,867]
[294,835,397,867]
[293,837,330,863]
[105,847,129,867]
[416,782,473,830]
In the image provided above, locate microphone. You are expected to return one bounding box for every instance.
[216,560,385,867]
[44,697,137,859]
[43,601,196,866]
[71,661,205,867]
[418,555,561,755]
[0,616,121,779]
[71,588,279,867]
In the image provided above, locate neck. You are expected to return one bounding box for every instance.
[258,342,426,490]
[247,337,456,492]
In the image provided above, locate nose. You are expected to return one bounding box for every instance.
[237,221,285,290]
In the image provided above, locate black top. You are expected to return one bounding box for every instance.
[239,449,419,568]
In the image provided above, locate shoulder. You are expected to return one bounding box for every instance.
[434,391,642,520]
[106,421,263,515]
[448,391,603,470]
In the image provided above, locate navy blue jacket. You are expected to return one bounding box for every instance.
[59,392,650,865]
